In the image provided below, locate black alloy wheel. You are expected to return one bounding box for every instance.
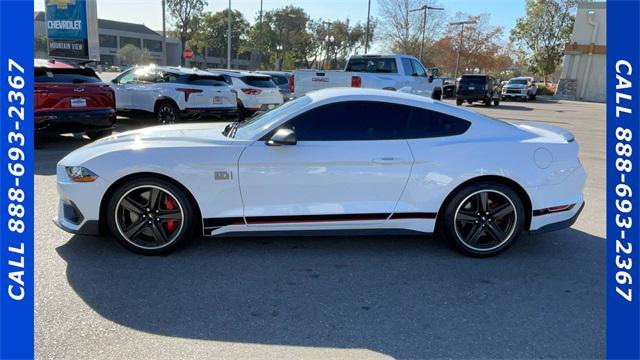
[156,102,179,125]
[440,183,525,257]
[107,177,197,254]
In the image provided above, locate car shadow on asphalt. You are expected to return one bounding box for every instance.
[56,228,604,359]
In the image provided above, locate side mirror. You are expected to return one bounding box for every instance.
[111,78,119,84]
[428,75,434,83]
[266,128,297,146]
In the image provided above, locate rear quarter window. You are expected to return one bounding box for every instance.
[186,75,228,86]
[406,108,471,139]
[241,76,276,88]
[35,68,102,83]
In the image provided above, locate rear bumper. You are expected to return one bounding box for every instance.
[35,108,115,134]
[181,106,237,118]
[456,93,490,101]
[529,201,585,234]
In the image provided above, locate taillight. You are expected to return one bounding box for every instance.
[241,88,261,95]
[175,88,203,102]
[351,76,362,88]
[289,75,294,93]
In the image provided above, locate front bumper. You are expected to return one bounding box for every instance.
[35,108,116,134]
[56,165,109,236]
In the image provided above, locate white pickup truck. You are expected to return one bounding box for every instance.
[292,54,443,100]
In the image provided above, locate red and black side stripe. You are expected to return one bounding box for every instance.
[203,212,437,231]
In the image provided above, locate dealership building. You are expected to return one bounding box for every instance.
[34,11,252,69]
[556,1,606,102]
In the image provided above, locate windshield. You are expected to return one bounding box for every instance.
[508,79,528,85]
[231,96,313,139]
[35,67,102,83]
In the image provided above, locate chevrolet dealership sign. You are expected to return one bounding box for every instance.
[45,0,99,60]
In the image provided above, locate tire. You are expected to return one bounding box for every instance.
[466,100,473,104]
[439,182,525,257]
[531,93,537,100]
[456,99,463,106]
[155,101,180,125]
[493,99,500,106]
[86,129,112,140]
[484,98,491,106]
[106,177,198,255]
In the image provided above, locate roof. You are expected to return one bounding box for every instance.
[133,65,214,75]
[34,11,159,37]
[207,69,269,77]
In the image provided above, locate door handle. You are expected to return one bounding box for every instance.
[372,157,402,164]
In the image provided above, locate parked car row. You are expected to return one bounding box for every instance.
[454,75,540,107]
[34,59,289,138]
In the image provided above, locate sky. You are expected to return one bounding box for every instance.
[35,0,526,48]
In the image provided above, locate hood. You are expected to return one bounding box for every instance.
[509,121,575,143]
[59,122,237,166]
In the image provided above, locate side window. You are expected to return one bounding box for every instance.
[401,58,414,76]
[406,107,471,139]
[158,72,179,83]
[117,70,136,84]
[285,101,409,141]
[411,60,427,77]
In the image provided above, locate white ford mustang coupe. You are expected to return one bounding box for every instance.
[56,88,586,256]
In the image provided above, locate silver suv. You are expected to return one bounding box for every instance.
[501,77,537,101]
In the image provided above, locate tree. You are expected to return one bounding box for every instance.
[376,0,445,61]
[117,44,151,65]
[245,6,311,70]
[167,0,207,66]
[510,0,576,84]
[430,13,504,76]
[192,10,249,68]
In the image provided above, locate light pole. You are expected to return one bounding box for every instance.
[364,0,371,54]
[449,20,476,79]
[276,44,283,71]
[227,0,232,69]
[409,5,444,62]
[161,0,167,65]
[257,0,263,69]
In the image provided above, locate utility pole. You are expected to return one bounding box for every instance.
[257,0,263,69]
[449,20,476,78]
[409,5,443,62]
[161,0,167,65]
[227,0,232,69]
[364,0,371,54]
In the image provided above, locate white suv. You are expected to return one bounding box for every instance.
[208,69,284,119]
[110,66,237,124]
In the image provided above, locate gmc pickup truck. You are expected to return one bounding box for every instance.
[292,54,443,100]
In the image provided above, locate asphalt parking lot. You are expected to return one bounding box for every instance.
[35,97,605,359]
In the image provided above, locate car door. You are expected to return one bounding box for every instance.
[409,59,431,97]
[111,69,136,109]
[129,69,165,112]
[238,101,414,224]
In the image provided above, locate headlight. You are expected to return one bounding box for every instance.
[65,166,99,182]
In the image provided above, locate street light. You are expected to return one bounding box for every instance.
[409,5,444,62]
[227,0,232,69]
[276,44,283,71]
[364,0,371,54]
[449,20,476,79]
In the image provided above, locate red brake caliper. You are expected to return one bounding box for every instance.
[163,195,178,234]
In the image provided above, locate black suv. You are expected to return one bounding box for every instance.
[456,74,501,106]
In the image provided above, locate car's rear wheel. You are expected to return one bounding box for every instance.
[456,99,463,106]
[106,177,197,255]
[440,182,525,257]
[155,101,179,125]
[493,99,500,106]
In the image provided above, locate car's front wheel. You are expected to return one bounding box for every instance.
[440,182,525,257]
[106,177,197,255]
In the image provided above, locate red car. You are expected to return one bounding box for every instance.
[35,59,116,139]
